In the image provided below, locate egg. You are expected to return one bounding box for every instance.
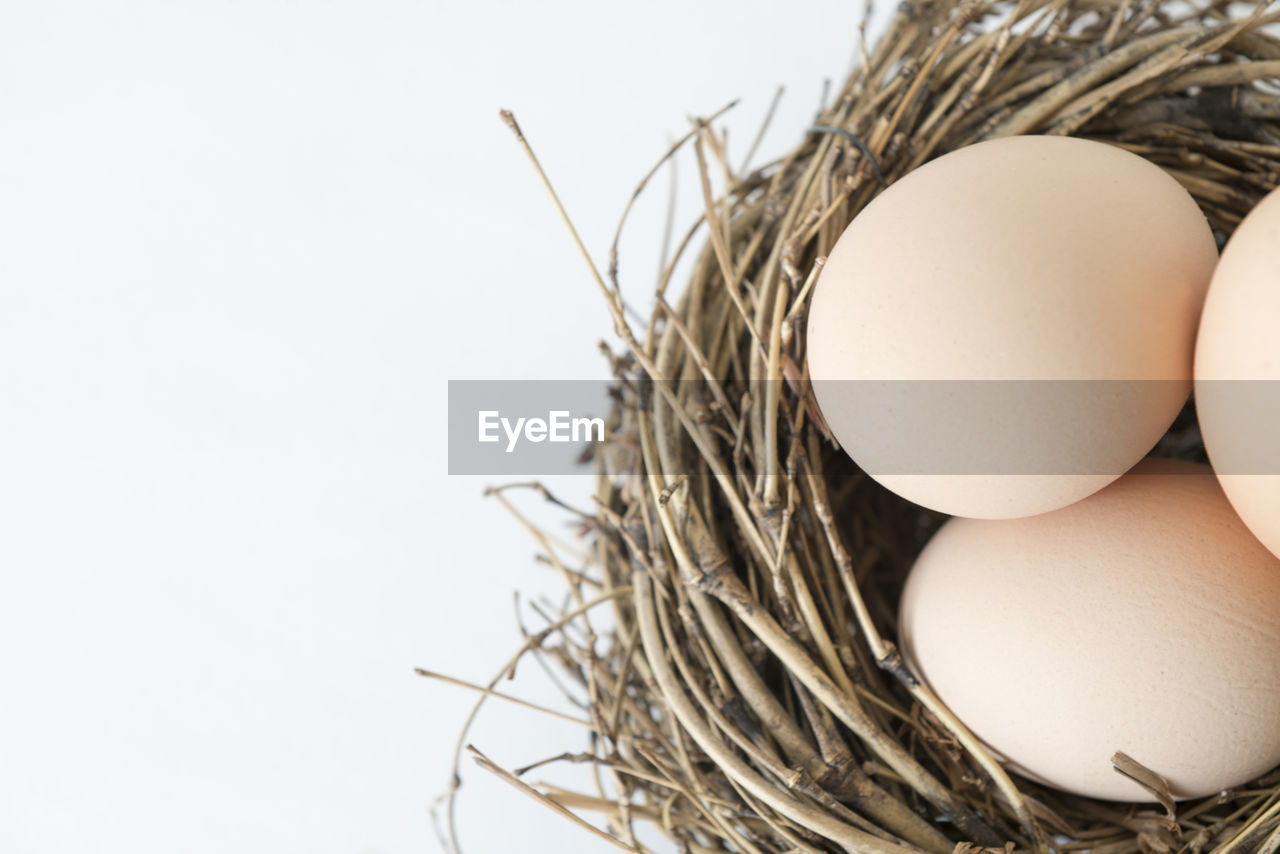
[807,135,1218,518]
[898,458,1280,801]
[1195,184,1280,561]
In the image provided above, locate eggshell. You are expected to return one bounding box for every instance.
[898,459,1280,801]
[807,135,1217,518]
[1195,184,1280,560]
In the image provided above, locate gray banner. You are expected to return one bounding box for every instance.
[446,379,1280,476]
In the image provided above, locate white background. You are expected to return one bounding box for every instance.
[0,2,892,852]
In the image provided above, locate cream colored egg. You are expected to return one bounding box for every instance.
[898,459,1280,801]
[807,135,1218,518]
[1195,184,1280,560]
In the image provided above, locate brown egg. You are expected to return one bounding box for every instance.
[898,459,1280,801]
[807,135,1217,518]
[1195,184,1280,561]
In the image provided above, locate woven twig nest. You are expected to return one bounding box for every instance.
[457,2,1280,852]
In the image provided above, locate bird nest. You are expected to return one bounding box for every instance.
[438,1,1280,852]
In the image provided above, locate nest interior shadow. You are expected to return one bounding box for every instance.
[457,1,1280,852]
